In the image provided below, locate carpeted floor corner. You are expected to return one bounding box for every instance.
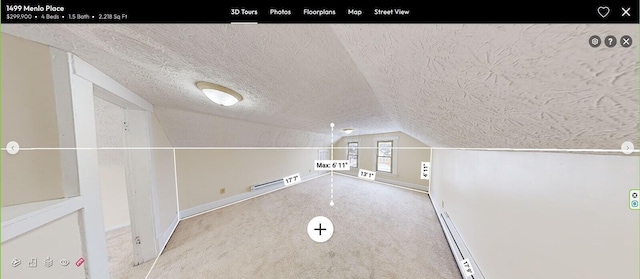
[147,174,461,278]
[106,226,154,279]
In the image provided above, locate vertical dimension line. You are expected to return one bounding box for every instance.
[330,123,334,206]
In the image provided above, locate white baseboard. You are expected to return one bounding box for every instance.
[158,214,179,251]
[335,171,428,192]
[375,177,428,192]
[179,172,328,220]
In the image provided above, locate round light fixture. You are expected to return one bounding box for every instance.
[196,82,243,106]
[343,128,353,134]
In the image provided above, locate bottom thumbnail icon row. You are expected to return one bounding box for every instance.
[10,257,84,267]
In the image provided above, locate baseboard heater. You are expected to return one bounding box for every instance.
[441,212,485,279]
[250,179,283,192]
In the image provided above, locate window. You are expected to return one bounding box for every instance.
[347,142,358,168]
[376,141,392,172]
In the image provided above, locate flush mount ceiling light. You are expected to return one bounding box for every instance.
[196,82,243,106]
[343,128,353,134]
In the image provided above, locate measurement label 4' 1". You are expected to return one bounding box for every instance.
[283,173,301,186]
[358,169,376,181]
[314,160,350,171]
[421,162,431,180]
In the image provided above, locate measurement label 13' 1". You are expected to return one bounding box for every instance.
[358,169,376,181]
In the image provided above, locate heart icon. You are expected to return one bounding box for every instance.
[597,6,610,18]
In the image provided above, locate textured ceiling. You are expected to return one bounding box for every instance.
[1,24,392,147]
[331,24,639,149]
[2,24,638,149]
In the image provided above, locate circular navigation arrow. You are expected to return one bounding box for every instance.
[6,141,20,155]
[621,141,634,155]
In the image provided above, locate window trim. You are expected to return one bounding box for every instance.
[376,140,393,173]
[347,141,359,168]
[372,136,399,176]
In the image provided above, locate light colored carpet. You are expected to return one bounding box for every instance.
[106,226,154,279]
[148,174,461,278]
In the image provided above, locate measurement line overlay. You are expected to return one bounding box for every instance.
[2,146,635,153]
[330,123,334,206]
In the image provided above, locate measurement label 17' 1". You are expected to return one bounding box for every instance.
[314,160,350,171]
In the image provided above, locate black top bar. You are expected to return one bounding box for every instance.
[2,1,638,23]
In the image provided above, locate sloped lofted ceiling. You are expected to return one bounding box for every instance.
[330,24,639,149]
[2,24,638,149]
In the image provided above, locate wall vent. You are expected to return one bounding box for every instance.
[441,212,485,279]
[250,179,282,192]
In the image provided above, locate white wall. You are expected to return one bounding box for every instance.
[98,165,129,231]
[149,113,178,233]
[334,131,430,190]
[94,96,130,231]
[176,149,321,211]
[1,33,65,206]
[430,149,640,279]
[1,212,86,279]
